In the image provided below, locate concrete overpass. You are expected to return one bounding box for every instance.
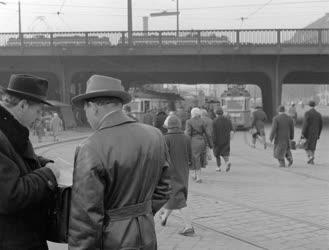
[0,28,329,118]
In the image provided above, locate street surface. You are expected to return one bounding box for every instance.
[35,126,329,250]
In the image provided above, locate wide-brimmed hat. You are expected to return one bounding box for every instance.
[0,74,52,106]
[71,75,131,107]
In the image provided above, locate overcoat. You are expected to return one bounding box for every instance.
[50,116,62,136]
[251,109,267,134]
[164,129,192,210]
[301,108,323,151]
[212,115,233,157]
[0,105,57,250]
[69,110,171,250]
[185,117,208,170]
[269,113,294,159]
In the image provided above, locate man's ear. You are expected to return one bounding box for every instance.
[18,99,28,112]
[90,102,99,115]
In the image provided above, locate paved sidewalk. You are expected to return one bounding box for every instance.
[44,129,329,250]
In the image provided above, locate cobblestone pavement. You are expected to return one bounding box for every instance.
[39,128,329,250]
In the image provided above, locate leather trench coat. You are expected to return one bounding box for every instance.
[69,110,171,250]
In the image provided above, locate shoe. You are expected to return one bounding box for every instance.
[178,227,195,236]
[226,163,231,172]
[264,143,267,150]
[288,159,293,167]
[216,167,221,172]
[279,164,286,167]
[192,176,197,181]
[195,179,202,183]
[160,215,167,226]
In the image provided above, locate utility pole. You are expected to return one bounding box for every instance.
[18,1,21,34]
[127,0,132,47]
[176,0,179,36]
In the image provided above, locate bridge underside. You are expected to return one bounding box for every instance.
[0,55,329,119]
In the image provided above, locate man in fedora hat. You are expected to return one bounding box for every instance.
[0,74,60,250]
[301,100,323,165]
[69,74,171,250]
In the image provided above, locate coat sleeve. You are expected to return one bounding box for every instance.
[318,114,323,139]
[290,118,294,140]
[251,112,256,127]
[269,118,277,142]
[151,137,171,215]
[301,112,309,138]
[0,151,57,214]
[212,120,217,145]
[185,120,192,137]
[69,144,105,250]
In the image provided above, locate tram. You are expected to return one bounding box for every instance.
[220,85,251,129]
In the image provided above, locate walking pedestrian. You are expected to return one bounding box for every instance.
[0,74,60,250]
[154,109,168,134]
[212,107,234,172]
[50,112,63,142]
[288,103,298,126]
[160,115,195,236]
[69,75,171,249]
[201,109,214,165]
[185,107,212,183]
[251,105,268,149]
[34,117,45,142]
[269,105,294,167]
[301,100,323,165]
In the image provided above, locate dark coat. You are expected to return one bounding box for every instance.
[0,105,57,250]
[185,117,208,170]
[164,129,192,210]
[212,115,233,157]
[251,109,267,132]
[154,111,167,134]
[270,113,294,159]
[301,108,323,151]
[69,110,171,250]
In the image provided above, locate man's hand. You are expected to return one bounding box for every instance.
[45,163,60,181]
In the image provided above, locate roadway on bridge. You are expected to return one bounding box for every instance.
[38,127,329,250]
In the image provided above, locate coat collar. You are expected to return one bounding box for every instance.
[97,109,136,131]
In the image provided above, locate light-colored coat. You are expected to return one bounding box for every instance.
[69,110,171,250]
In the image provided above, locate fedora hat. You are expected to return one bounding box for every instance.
[1,74,52,106]
[71,75,131,107]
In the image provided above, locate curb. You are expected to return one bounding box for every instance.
[34,135,89,150]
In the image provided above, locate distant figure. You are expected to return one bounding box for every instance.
[34,118,45,143]
[123,105,138,121]
[301,100,323,165]
[154,110,168,134]
[50,112,63,142]
[212,107,234,172]
[160,115,195,236]
[142,109,154,125]
[288,103,298,125]
[176,107,188,129]
[201,109,213,166]
[251,106,268,149]
[185,108,212,183]
[270,105,294,167]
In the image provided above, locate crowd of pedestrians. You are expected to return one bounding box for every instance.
[0,73,324,249]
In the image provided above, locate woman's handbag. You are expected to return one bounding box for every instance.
[47,185,71,243]
[296,138,307,149]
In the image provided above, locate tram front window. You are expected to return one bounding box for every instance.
[227,100,244,110]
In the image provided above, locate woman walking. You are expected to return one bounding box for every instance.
[161,115,195,236]
[185,107,211,183]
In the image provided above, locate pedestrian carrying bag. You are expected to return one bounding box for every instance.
[47,185,71,243]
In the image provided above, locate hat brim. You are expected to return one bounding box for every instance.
[0,86,53,106]
[71,90,132,108]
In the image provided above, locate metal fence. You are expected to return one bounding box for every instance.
[0,29,328,48]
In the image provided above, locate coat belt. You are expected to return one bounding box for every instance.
[105,200,152,222]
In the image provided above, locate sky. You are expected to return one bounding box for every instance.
[0,0,328,33]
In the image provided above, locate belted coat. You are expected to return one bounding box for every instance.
[301,108,323,151]
[0,104,57,250]
[68,110,171,250]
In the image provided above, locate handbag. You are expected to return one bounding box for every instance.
[296,138,307,149]
[47,185,71,243]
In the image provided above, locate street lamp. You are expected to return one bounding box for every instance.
[150,0,180,36]
[0,1,22,35]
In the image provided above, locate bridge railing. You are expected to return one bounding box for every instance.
[0,29,328,48]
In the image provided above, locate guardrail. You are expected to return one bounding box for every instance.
[0,29,328,48]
